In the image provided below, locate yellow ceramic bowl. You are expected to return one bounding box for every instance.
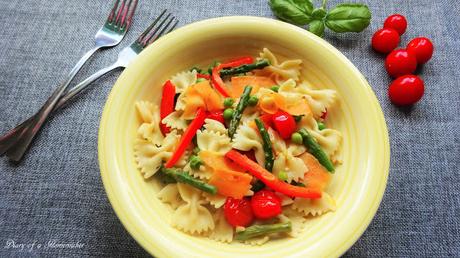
[98,16,390,258]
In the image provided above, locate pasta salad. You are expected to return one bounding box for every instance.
[134,48,342,245]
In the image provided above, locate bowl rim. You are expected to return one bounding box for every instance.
[98,15,390,258]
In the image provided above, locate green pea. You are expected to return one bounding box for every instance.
[190,155,202,170]
[223,98,234,108]
[271,85,280,92]
[223,108,234,120]
[248,96,259,106]
[291,132,303,145]
[317,122,326,130]
[196,78,206,83]
[278,171,288,181]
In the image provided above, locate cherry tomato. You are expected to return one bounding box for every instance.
[250,190,282,219]
[371,28,400,54]
[224,197,254,227]
[388,75,424,105]
[407,37,434,64]
[259,114,273,129]
[383,14,407,35]
[206,110,225,124]
[385,49,417,78]
[271,111,296,139]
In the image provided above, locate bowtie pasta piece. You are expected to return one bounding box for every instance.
[209,209,234,243]
[197,130,232,155]
[232,123,265,167]
[172,183,215,234]
[269,129,308,182]
[292,192,336,216]
[297,82,337,119]
[170,70,197,93]
[256,48,302,84]
[157,183,184,210]
[202,192,226,209]
[278,207,307,237]
[298,115,342,162]
[134,130,180,178]
[203,119,227,135]
[161,111,188,131]
[135,101,163,143]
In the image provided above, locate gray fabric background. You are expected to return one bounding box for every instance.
[0,0,458,257]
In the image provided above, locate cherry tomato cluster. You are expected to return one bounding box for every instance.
[223,190,282,227]
[371,14,434,106]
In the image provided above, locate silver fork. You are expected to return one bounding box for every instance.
[1,10,178,161]
[0,0,138,161]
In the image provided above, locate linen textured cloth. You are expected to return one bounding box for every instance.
[0,0,459,257]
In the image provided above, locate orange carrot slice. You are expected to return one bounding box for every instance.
[194,81,224,111]
[299,152,331,191]
[182,87,206,119]
[280,98,311,116]
[208,168,253,199]
[259,92,286,114]
[199,150,245,173]
[230,76,276,98]
[183,81,223,118]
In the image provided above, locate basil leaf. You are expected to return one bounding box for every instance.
[291,0,314,14]
[269,0,314,26]
[325,3,371,33]
[311,8,327,20]
[309,20,325,37]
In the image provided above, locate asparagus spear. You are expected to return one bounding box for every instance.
[220,59,270,76]
[298,128,335,173]
[190,66,202,73]
[235,222,292,241]
[228,86,253,138]
[155,170,177,184]
[159,166,217,194]
[255,118,274,172]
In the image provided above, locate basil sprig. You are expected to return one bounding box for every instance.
[269,0,371,37]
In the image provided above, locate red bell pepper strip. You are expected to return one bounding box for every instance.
[225,150,322,199]
[206,110,225,124]
[225,56,254,63]
[160,80,176,135]
[197,73,211,80]
[211,56,254,97]
[165,108,207,168]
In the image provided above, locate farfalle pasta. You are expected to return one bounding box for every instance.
[172,183,215,234]
[231,123,265,166]
[161,111,188,131]
[133,49,342,244]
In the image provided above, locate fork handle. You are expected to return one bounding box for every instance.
[0,62,122,158]
[56,62,123,109]
[3,47,101,161]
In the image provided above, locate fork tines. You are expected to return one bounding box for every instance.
[107,0,138,30]
[136,10,179,48]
